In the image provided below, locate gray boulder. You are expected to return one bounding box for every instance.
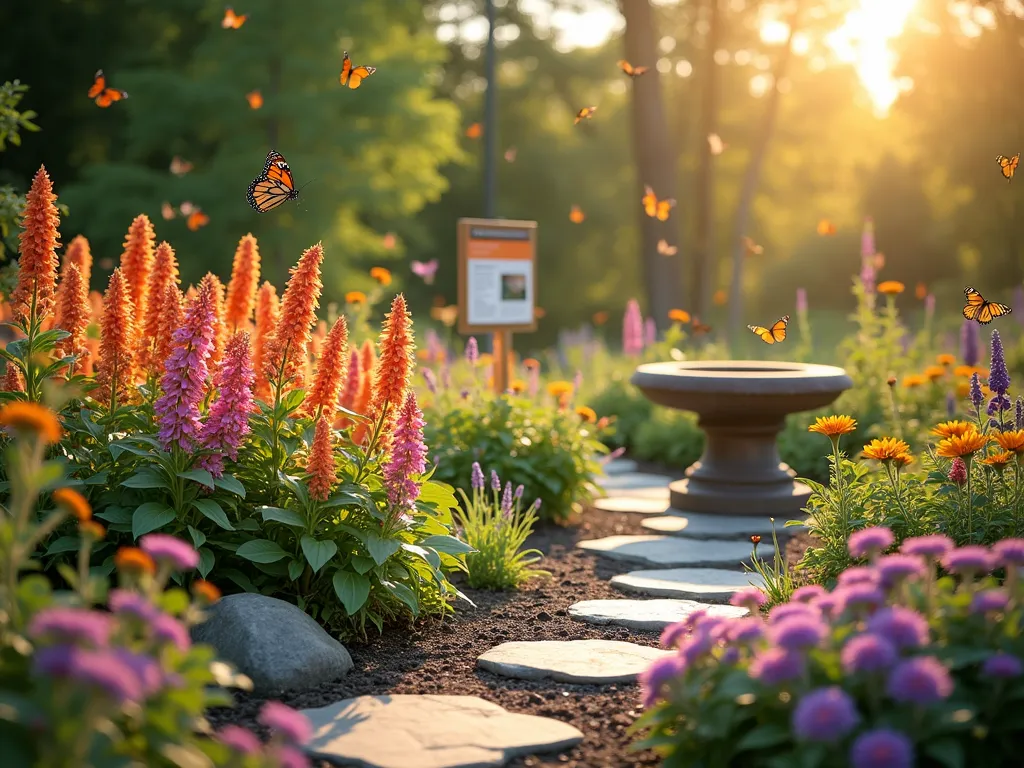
[191,593,353,694]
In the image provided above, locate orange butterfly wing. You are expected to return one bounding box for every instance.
[247,150,300,213]
[656,198,676,221]
[997,153,1019,181]
[95,89,127,108]
[186,210,210,231]
[88,71,106,99]
[264,152,295,191]
[346,65,376,90]
[642,185,658,217]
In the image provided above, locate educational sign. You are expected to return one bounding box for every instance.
[457,218,538,333]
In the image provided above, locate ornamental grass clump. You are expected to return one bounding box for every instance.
[454,462,548,590]
[634,525,1024,767]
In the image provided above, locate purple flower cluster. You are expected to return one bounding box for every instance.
[198,331,255,478]
[141,533,200,571]
[33,644,157,705]
[471,461,485,491]
[383,391,428,510]
[849,527,894,560]
[465,336,478,365]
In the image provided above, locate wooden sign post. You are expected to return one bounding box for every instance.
[457,218,538,394]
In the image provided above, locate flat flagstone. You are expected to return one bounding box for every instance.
[641,512,804,540]
[568,598,748,631]
[600,484,671,501]
[596,472,672,491]
[577,534,771,569]
[603,458,639,476]
[594,496,672,515]
[301,694,583,768]
[610,568,765,603]
[477,639,672,684]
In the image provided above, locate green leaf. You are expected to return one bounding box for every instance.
[121,471,170,490]
[735,724,790,752]
[381,579,419,617]
[178,468,215,487]
[924,740,965,768]
[402,543,441,570]
[44,536,80,556]
[95,506,132,525]
[280,388,306,414]
[420,534,475,556]
[287,558,305,581]
[417,481,459,510]
[213,473,246,498]
[197,548,216,579]
[365,531,401,565]
[83,471,110,486]
[219,568,257,593]
[350,555,375,574]
[186,525,206,549]
[300,536,338,573]
[132,502,176,538]
[259,506,306,528]
[332,570,370,615]
[192,498,234,531]
[108,440,157,458]
[235,539,290,564]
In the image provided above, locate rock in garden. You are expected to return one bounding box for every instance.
[191,593,353,694]
[477,639,672,684]
[568,598,747,632]
[610,567,765,603]
[603,458,639,476]
[301,694,583,768]
[593,496,672,515]
[578,534,771,569]
[641,511,803,540]
[596,472,672,493]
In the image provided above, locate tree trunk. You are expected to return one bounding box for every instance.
[621,0,682,330]
[726,2,803,345]
[691,0,720,320]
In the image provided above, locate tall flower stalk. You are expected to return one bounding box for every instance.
[94,269,137,412]
[138,241,180,378]
[223,233,261,331]
[198,331,255,478]
[53,262,89,376]
[383,391,427,528]
[305,316,348,421]
[252,281,280,402]
[118,214,155,324]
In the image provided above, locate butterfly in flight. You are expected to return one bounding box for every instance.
[574,106,597,125]
[569,205,585,224]
[743,236,763,257]
[411,259,439,285]
[962,287,1011,325]
[247,150,300,213]
[618,60,649,77]
[178,201,196,216]
[997,153,1019,182]
[707,133,726,155]
[186,209,210,231]
[504,146,517,162]
[169,156,193,176]
[88,70,128,108]
[691,317,713,335]
[466,122,482,139]
[161,202,177,221]
[642,185,676,221]
[748,315,789,344]
[222,7,247,28]
[817,219,836,236]
[246,90,263,109]
[340,51,376,90]
[657,239,677,256]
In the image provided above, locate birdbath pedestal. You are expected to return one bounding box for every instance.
[630,361,853,517]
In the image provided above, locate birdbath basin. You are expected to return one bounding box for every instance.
[630,361,853,517]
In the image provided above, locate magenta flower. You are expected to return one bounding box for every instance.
[644,316,657,347]
[155,283,218,452]
[275,745,312,768]
[792,687,860,743]
[970,589,1010,615]
[886,656,953,705]
[729,586,767,612]
[151,613,191,651]
[410,258,438,284]
[108,589,157,621]
[749,648,805,685]
[259,700,312,744]
[841,633,897,675]
[948,457,968,486]
[982,653,1023,679]
[993,538,1024,567]
[901,534,954,559]
[383,391,427,510]
[941,546,995,576]
[141,534,200,571]
[791,585,826,603]
[726,617,765,645]
[111,648,163,697]
[961,318,980,368]
[796,287,808,314]
[465,336,478,365]
[622,299,644,356]
[28,608,112,648]
[217,724,262,755]
[866,607,929,650]
[875,554,927,588]
[837,566,881,587]
[44,647,146,705]
[640,655,684,708]
[659,620,691,650]
[198,331,255,478]
[849,527,894,559]
[769,616,827,651]
[832,584,885,614]
[767,602,821,624]
[850,729,914,768]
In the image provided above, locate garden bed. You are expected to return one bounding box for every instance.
[208,506,664,767]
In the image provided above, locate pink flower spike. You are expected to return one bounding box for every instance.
[383,391,428,511]
[198,331,255,477]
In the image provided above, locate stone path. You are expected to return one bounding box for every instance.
[477,639,672,684]
[603,457,639,476]
[610,568,765,602]
[641,511,800,540]
[593,496,672,514]
[596,473,673,493]
[568,598,748,631]
[578,534,771,569]
[301,694,584,768]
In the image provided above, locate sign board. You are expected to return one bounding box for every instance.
[457,218,538,334]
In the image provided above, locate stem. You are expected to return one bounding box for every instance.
[966,457,975,541]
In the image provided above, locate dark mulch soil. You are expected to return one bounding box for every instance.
[207,504,668,767]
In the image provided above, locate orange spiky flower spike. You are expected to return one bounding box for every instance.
[305,316,349,420]
[224,233,261,331]
[152,282,184,378]
[201,273,228,371]
[139,241,180,377]
[54,262,90,375]
[367,294,415,452]
[262,243,324,396]
[350,339,376,444]
[252,281,280,402]
[11,166,61,328]
[94,268,137,411]
[306,416,337,503]
[62,235,93,289]
[119,214,155,324]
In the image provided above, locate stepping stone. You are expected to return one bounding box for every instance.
[594,496,672,515]
[603,457,639,476]
[611,568,765,603]
[477,639,672,684]
[578,535,771,569]
[597,472,671,491]
[301,694,583,768]
[600,484,671,501]
[641,512,803,540]
[568,598,748,631]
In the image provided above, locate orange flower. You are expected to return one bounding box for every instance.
[923,366,946,381]
[523,358,540,370]
[576,406,597,423]
[936,429,988,459]
[346,291,367,305]
[547,381,574,398]
[201,273,228,370]
[668,309,691,324]
[306,317,349,418]
[931,421,975,439]
[902,374,925,388]
[592,311,609,326]
[94,268,137,410]
[52,487,91,521]
[11,166,61,325]
[152,282,184,378]
[915,282,927,300]
[936,353,955,366]
[119,214,155,325]
[892,453,914,467]
[224,234,261,330]
[350,340,377,444]
[54,262,90,374]
[252,281,281,402]
[808,415,857,438]
[62,235,93,289]
[191,579,221,603]
[370,267,392,286]
[863,437,912,462]
[878,280,905,295]
[307,416,337,502]
[246,89,263,109]
[991,429,1024,454]
[510,379,526,394]
[956,382,971,398]
[263,243,324,392]
[982,451,1014,469]
[1,365,24,393]
[0,401,62,443]
[139,241,180,375]
[369,294,415,448]
[713,289,727,306]
[79,520,106,540]
[115,547,156,576]
[954,365,983,378]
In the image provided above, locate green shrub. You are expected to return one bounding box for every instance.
[631,408,704,469]
[589,377,653,451]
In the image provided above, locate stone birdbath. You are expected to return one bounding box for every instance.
[630,361,852,518]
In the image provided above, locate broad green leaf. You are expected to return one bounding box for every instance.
[381,579,419,617]
[95,506,132,525]
[178,468,215,487]
[287,558,305,581]
[108,440,156,458]
[121,471,169,490]
[235,539,289,563]
[186,525,206,549]
[83,471,110,486]
[259,506,305,528]
[735,724,790,752]
[332,571,370,615]
[365,532,400,565]
[280,388,306,414]
[420,534,475,556]
[44,536,80,556]
[402,543,441,570]
[300,536,338,573]
[192,498,234,531]
[213,473,246,498]
[219,567,257,593]
[350,555,375,574]
[132,502,176,538]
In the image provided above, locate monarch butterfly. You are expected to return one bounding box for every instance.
[340,51,376,90]
[657,239,677,256]
[247,150,300,213]
[569,205,585,224]
[186,209,210,231]
[962,287,1012,325]
[246,90,263,109]
[997,153,1019,182]
[178,201,195,216]
[748,315,789,344]
[642,185,676,221]
[169,156,193,176]
[817,219,836,236]
[222,7,247,28]
[574,106,597,125]
[88,70,127,108]
[618,60,649,77]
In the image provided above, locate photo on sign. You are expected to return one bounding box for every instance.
[500,274,527,301]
